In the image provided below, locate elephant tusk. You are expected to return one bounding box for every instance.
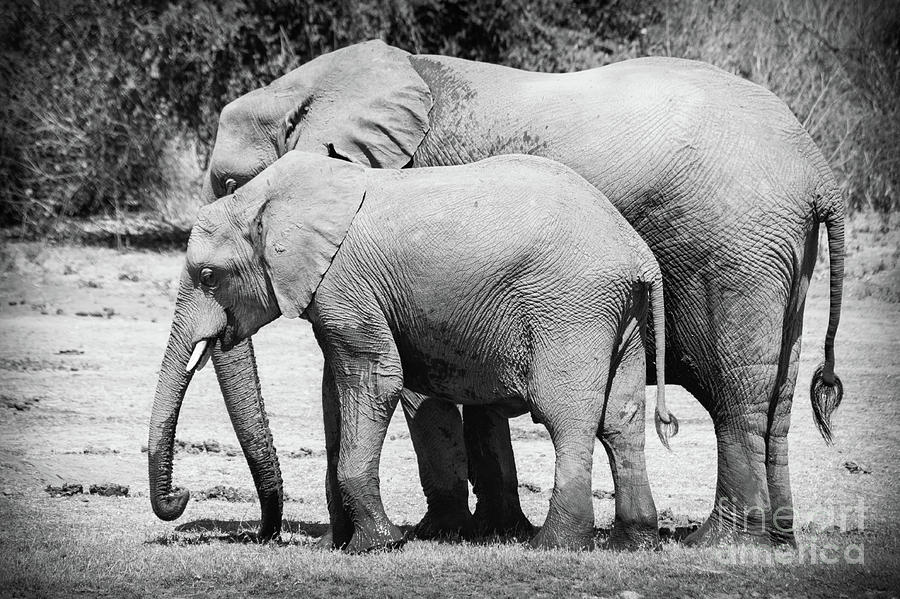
[196,343,212,372]
[185,339,209,373]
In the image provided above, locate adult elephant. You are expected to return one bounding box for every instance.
[149,40,844,547]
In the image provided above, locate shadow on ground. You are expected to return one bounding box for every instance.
[147,518,699,547]
[145,519,334,546]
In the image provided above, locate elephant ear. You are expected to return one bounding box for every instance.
[272,40,432,168]
[249,153,367,319]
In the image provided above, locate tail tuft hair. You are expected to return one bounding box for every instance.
[810,362,844,445]
[654,410,679,451]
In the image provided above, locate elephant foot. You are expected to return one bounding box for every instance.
[683,514,772,548]
[768,525,797,549]
[608,522,660,551]
[768,509,797,548]
[530,525,594,551]
[255,519,281,543]
[255,493,283,541]
[410,506,473,541]
[232,528,279,544]
[314,528,334,550]
[470,507,534,541]
[314,522,356,550]
[345,522,405,554]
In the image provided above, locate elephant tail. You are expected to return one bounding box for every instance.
[810,185,845,444]
[644,263,678,450]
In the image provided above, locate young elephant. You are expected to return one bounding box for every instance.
[173,151,677,551]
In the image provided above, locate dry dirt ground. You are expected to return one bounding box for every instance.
[0,215,898,597]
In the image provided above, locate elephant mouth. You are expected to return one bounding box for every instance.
[185,314,244,373]
[220,314,239,351]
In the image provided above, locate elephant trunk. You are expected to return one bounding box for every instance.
[148,279,196,521]
[212,337,284,539]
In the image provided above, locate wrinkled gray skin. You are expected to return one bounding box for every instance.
[150,40,844,547]
[175,151,679,551]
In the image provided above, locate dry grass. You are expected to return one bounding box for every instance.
[1,495,897,598]
[835,212,900,302]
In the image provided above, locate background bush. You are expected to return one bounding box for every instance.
[1,0,897,234]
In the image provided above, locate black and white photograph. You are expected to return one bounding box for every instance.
[1,0,897,596]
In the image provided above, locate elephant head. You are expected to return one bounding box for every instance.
[178,40,430,539]
[201,39,432,204]
[149,152,366,532]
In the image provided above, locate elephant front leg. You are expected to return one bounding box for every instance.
[318,360,355,549]
[464,406,533,539]
[402,390,473,540]
[333,359,405,553]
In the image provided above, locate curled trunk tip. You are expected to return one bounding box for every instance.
[151,487,190,521]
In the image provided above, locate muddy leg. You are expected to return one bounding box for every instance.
[335,377,404,552]
[317,317,406,554]
[600,337,659,550]
[767,319,803,547]
[684,382,774,548]
[766,429,795,546]
[318,360,354,550]
[531,417,596,550]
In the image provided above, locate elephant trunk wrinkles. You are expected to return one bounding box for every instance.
[212,337,284,539]
[148,280,195,521]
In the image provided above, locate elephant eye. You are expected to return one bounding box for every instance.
[225,178,237,195]
[199,267,218,289]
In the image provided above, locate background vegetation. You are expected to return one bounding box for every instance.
[1,0,898,234]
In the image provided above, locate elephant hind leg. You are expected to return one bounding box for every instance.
[599,338,660,550]
[401,389,473,541]
[527,340,610,551]
[685,263,810,548]
[465,405,533,540]
[683,364,777,548]
[530,414,597,551]
[676,262,807,548]
[766,240,815,547]
[765,308,805,547]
